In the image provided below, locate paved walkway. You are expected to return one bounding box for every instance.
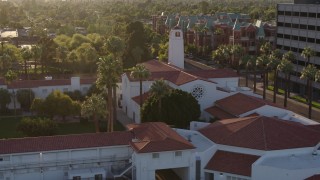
[116,109,134,128]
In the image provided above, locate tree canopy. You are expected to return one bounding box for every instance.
[141,89,200,128]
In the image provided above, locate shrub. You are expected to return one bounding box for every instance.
[16,89,35,111]
[16,117,58,137]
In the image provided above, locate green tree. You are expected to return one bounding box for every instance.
[16,89,35,111]
[0,88,10,112]
[64,90,84,101]
[141,89,200,128]
[5,70,18,115]
[300,65,318,119]
[68,33,91,50]
[81,94,107,133]
[104,36,125,59]
[123,21,150,68]
[149,79,170,114]
[282,51,295,98]
[31,45,42,75]
[42,90,80,120]
[130,64,151,107]
[21,47,32,79]
[231,44,244,74]
[301,47,315,66]
[104,36,125,122]
[277,58,293,108]
[30,98,45,115]
[268,50,282,103]
[17,117,58,137]
[257,54,270,100]
[75,43,98,73]
[96,55,122,132]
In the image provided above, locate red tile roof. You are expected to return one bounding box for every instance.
[0,132,133,155]
[132,92,151,105]
[215,93,279,116]
[199,116,320,150]
[80,78,96,84]
[128,122,195,153]
[205,150,260,177]
[127,60,237,86]
[186,69,239,79]
[305,174,320,180]
[6,78,95,89]
[7,79,71,89]
[205,106,236,119]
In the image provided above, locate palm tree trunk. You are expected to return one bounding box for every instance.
[253,70,257,92]
[263,71,266,100]
[245,68,248,87]
[287,74,291,98]
[93,114,100,133]
[265,71,269,87]
[107,87,113,132]
[284,74,288,108]
[308,80,313,119]
[139,79,143,106]
[113,86,117,122]
[273,70,278,103]
[24,59,28,80]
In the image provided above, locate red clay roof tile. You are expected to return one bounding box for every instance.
[127,60,235,86]
[128,122,194,153]
[205,150,260,177]
[205,106,237,119]
[0,132,133,155]
[186,69,238,79]
[215,93,279,116]
[199,116,320,150]
[305,174,320,180]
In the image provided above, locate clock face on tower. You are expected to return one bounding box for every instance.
[190,84,206,100]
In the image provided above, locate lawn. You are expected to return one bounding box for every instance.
[0,116,125,139]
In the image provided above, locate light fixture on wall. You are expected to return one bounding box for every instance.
[220,173,223,177]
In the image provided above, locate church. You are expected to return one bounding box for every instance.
[121,26,253,123]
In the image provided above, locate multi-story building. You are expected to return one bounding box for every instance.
[276,0,320,97]
[152,12,276,56]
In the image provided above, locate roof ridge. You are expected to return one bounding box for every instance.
[219,116,259,143]
[261,117,268,150]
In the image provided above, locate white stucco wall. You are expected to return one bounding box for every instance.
[0,145,132,180]
[133,150,194,180]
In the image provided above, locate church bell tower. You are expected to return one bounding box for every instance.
[168,26,184,69]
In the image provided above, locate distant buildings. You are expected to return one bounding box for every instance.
[276,0,320,97]
[152,12,276,56]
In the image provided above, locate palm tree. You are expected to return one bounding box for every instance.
[21,47,32,79]
[31,45,42,75]
[81,94,107,133]
[300,65,318,119]
[260,41,272,55]
[257,54,270,100]
[96,55,122,132]
[105,36,125,123]
[5,70,18,116]
[240,55,254,87]
[301,47,315,66]
[0,53,11,74]
[130,64,151,107]
[149,79,170,115]
[268,50,282,103]
[231,44,244,74]
[282,51,295,98]
[277,59,294,108]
